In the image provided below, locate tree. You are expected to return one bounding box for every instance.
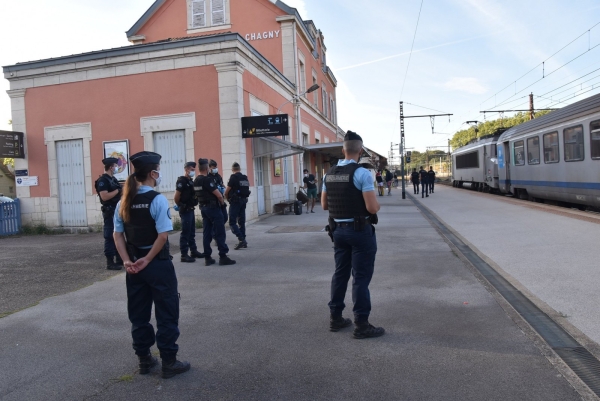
[450,111,553,149]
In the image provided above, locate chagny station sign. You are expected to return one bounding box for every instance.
[244,30,281,41]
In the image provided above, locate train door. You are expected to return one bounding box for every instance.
[503,142,511,193]
[497,142,509,193]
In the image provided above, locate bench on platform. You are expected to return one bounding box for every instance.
[273,201,296,215]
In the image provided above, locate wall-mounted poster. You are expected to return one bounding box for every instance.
[103,140,129,182]
[274,158,281,177]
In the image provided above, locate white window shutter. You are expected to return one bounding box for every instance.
[192,0,206,28]
[212,0,225,25]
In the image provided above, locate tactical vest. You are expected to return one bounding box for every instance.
[177,176,197,209]
[95,174,121,207]
[194,175,219,205]
[229,172,251,199]
[123,191,160,248]
[325,164,369,220]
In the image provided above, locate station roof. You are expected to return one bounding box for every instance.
[303,142,372,160]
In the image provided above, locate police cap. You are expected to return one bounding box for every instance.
[198,158,209,166]
[344,130,362,142]
[209,159,218,167]
[185,161,197,169]
[130,151,161,169]
[102,157,119,166]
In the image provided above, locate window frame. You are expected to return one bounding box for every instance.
[211,0,225,26]
[591,119,600,160]
[191,0,207,29]
[526,136,540,165]
[543,131,560,164]
[563,124,585,162]
[513,140,525,166]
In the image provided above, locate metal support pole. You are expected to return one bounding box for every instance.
[400,101,406,199]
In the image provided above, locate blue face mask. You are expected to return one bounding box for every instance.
[152,170,162,187]
[211,168,218,174]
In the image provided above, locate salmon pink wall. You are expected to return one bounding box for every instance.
[137,0,285,72]
[24,66,220,197]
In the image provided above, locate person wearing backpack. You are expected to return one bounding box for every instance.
[419,166,429,198]
[225,162,251,250]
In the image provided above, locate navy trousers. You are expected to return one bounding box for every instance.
[329,224,378,321]
[201,206,229,258]
[103,210,117,258]
[178,209,198,254]
[126,258,180,360]
[228,199,247,240]
[421,181,429,197]
[412,182,419,194]
[429,181,435,193]
[211,206,229,237]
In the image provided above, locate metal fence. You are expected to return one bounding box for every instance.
[0,199,21,236]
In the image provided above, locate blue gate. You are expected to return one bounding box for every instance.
[0,199,21,236]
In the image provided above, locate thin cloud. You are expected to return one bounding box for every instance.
[336,32,503,72]
[443,77,488,94]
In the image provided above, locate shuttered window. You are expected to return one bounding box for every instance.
[192,0,206,28]
[212,0,225,25]
[153,130,186,193]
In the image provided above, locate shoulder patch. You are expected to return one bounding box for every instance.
[177,183,183,188]
[98,181,105,187]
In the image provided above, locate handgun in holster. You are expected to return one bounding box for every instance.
[326,217,337,242]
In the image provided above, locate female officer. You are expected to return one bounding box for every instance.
[113,151,190,379]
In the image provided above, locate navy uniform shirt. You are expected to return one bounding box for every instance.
[175,175,196,210]
[95,174,121,206]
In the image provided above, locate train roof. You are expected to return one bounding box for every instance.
[498,93,600,142]
[452,135,499,154]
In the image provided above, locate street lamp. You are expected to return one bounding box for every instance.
[276,84,320,114]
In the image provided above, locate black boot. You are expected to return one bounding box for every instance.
[106,256,121,271]
[161,358,191,379]
[181,253,195,263]
[219,256,236,266]
[353,320,385,339]
[234,239,248,250]
[330,314,352,332]
[138,352,158,375]
[190,249,205,258]
[205,257,216,266]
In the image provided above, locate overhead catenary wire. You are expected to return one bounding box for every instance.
[399,0,425,101]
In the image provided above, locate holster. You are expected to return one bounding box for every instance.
[326,217,337,242]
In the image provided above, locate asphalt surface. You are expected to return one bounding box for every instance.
[414,185,600,347]
[0,192,582,400]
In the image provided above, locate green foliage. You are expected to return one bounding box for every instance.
[1,158,14,168]
[195,217,203,229]
[19,223,68,236]
[404,150,446,172]
[450,111,553,149]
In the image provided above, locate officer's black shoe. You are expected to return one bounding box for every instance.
[205,257,216,266]
[234,240,248,250]
[138,353,158,375]
[106,256,122,271]
[181,254,195,263]
[161,358,191,379]
[190,250,205,258]
[353,322,385,339]
[219,256,236,266]
[330,315,352,332]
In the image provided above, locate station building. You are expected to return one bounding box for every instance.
[3,0,348,227]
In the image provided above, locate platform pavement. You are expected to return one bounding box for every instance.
[411,185,600,349]
[0,192,582,400]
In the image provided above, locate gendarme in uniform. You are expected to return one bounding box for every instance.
[175,161,203,263]
[95,157,122,270]
[225,162,251,250]
[113,151,190,379]
[322,131,385,339]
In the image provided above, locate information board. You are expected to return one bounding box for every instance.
[0,131,25,158]
[241,114,289,138]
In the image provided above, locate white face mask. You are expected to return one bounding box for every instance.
[152,170,162,187]
[211,168,218,174]
[112,166,118,174]
[189,171,195,178]
[304,174,309,177]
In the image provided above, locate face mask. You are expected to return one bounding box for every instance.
[304,174,308,177]
[153,170,162,187]
[189,171,195,178]
[211,168,218,174]
[112,166,118,174]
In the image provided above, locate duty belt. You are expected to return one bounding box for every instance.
[200,201,220,208]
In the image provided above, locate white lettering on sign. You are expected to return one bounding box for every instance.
[245,30,280,41]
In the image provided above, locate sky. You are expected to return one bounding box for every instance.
[1,0,600,159]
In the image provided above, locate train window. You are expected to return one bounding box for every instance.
[564,125,584,162]
[591,120,600,159]
[527,136,540,165]
[456,150,479,169]
[543,132,559,163]
[514,141,525,166]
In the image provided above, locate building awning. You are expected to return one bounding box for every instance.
[302,142,372,160]
[252,137,306,160]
